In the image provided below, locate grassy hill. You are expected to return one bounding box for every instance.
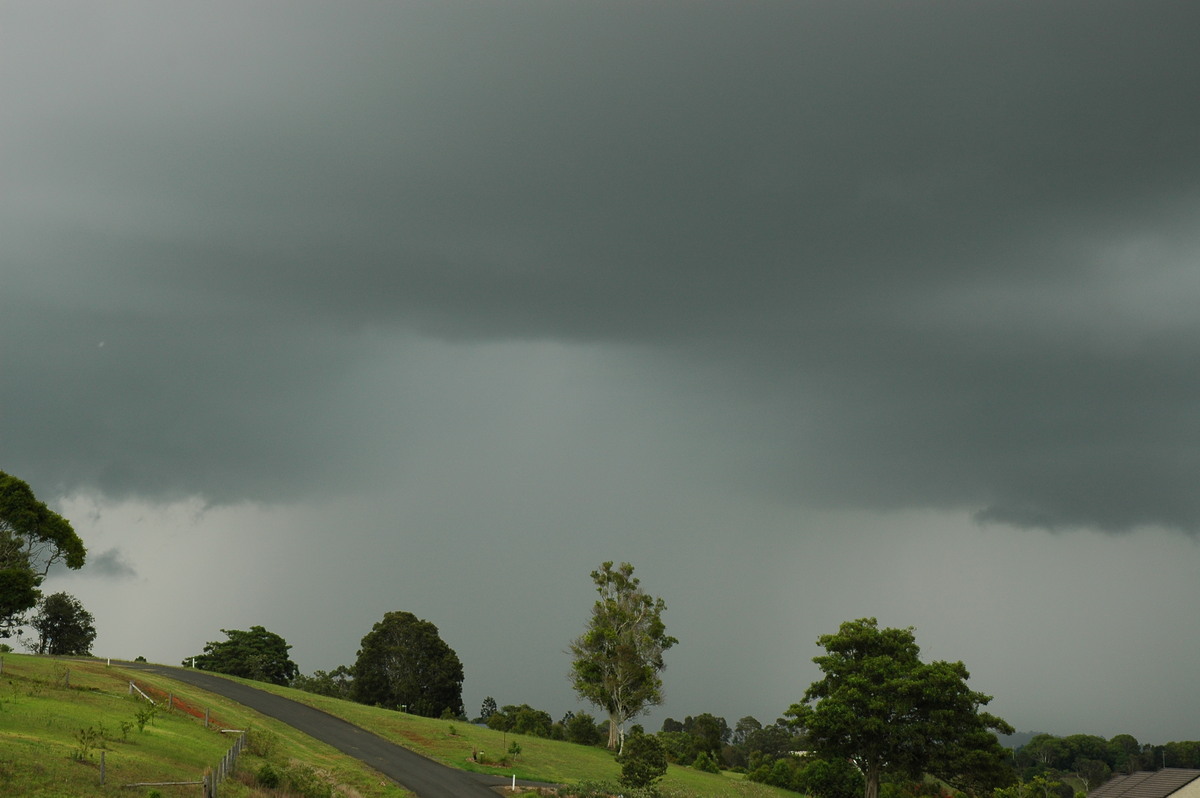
[0,652,797,798]
[0,652,411,797]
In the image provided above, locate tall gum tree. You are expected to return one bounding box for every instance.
[787,618,1015,798]
[569,561,677,751]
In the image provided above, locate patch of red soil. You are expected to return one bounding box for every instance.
[133,681,227,728]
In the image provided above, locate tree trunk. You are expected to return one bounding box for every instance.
[864,763,880,798]
[607,712,620,751]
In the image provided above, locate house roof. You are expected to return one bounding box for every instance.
[1089,769,1200,798]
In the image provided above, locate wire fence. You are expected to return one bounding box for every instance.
[125,678,246,796]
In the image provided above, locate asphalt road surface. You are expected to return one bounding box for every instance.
[117,661,534,798]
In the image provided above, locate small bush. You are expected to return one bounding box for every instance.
[618,733,668,791]
[134,704,157,732]
[72,725,106,761]
[245,726,280,758]
[256,763,281,788]
[282,762,334,798]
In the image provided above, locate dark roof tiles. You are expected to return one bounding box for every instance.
[1089,769,1200,798]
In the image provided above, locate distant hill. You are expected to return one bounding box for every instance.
[1000,730,1046,750]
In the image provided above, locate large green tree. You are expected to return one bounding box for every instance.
[29,592,97,655]
[787,618,1014,798]
[0,471,86,636]
[569,561,677,751]
[352,610,464,718]
[187,626,299,686]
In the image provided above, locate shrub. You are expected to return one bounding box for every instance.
[256,763,281,789]
[134,704,157,732]
[619,733,668,791]
[282,762,334,798]
[244,726,280,758]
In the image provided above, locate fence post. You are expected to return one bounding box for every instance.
[100,751,105,785]
[205,707,210,728]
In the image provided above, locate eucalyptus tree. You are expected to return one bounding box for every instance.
[569,561,677,751]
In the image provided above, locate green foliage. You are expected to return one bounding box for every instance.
[134,703,158,732]
[352,610,464,718]
[29,592,96,655]
[245,725,281,758]
[490,703,556,737]
[693,751,721,773]
[0,471,86,637]
[256,762,282,788]
[788,618,1014,798]
[659,730,700,764]
[510,740,524,758]
[619,732,669,790]
[565,710,603,746]
[72,723,108,760]
[569,561,677,750]
[293,665,355,700]
[186,625,300,686]
[279,761,335,798]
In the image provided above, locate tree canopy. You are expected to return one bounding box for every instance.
[0,471,86,636]
[29,592,97,655]
[187,625,299,686]
[787,618,1014,798]
[352,610,464,718]
[569,561,677,751]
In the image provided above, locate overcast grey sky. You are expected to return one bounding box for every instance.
[5,1,1200,744]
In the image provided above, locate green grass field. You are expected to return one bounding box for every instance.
[0,652,412,798]
[0,652,797,798]
[239,677,797,798]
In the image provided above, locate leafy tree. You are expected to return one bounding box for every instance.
[618,732,669,790]
[480,695,498,721]
[352,610,464,718]
[787,618,1014,798]
[795,755,868,798]
[509,704,554,737]
[569,561,677,751]
[29,592,96,655]
[1075,759,1110,792]
[732,715,763,746]
[658,730,701,765]
[487,703,554,737]
[187,626,299,686]
[1164,740,1200,769]
[0,472,86,636]
[293,665,354,700]
[684,713,730,757]
[1107,734,1140,773]
[565,711,603,746]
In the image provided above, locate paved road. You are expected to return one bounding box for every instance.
[116,661,524,798]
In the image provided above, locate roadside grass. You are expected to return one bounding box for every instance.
[0,653,413,798]
[240,678,798,798]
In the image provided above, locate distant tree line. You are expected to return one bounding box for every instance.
[188,610,464,719]
[1006,732,1200,795]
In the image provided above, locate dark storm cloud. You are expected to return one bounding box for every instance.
[5,2,1200,530]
